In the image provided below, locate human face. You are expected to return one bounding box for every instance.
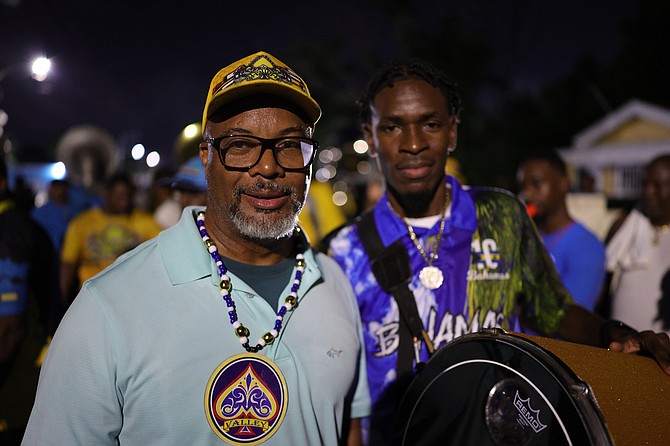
[517,159,568,221]
[106,181,132,215]
[364,78,457,217]
[643,158,670,225]
[201,107,312,242]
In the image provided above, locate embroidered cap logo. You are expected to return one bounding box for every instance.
[212,54,309,97]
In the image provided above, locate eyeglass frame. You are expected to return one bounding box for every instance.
[204,134,319,172]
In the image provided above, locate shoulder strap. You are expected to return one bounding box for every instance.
[356,210,435,379]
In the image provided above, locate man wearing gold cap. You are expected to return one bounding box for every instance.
[22,51,370,445]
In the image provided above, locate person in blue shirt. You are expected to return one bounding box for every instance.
[30,179,91,255]
[517,150,606,311]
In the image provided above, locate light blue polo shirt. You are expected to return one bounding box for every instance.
[23,207,370,445]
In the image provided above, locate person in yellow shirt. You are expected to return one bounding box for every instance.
[298,180,348,246]
[60,174,161,304]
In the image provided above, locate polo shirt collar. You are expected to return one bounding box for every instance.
[158,206,211,285]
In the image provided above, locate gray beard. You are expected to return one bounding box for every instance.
[227,180,304,241]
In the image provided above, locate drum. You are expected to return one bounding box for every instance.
[393,328,670,446]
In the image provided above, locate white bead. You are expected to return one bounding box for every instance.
[258,338,266,347]
[208,245,217,253]
[232,321,241,328]
[270,330,278,337]
[239,336,248,344]
[284,303,293,311]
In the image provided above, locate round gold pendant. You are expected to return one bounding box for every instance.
[205,353,288,444]
[419,266,444,289]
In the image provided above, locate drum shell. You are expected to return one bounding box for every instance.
[515,332,670,446]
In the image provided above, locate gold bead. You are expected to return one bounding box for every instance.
[296,258,306,268]
[235,326,250,338]
[262,332,275,344]
[219,278,232,291]
[205,239,214,248]
[285,295,297,307]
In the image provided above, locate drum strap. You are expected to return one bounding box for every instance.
[356,210,435,381]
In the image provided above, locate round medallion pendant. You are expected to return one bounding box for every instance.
[205,353,288,444]
[419,266,444,289]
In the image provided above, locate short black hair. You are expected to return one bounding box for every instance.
[522,149,568,176]
[647,154,670,170]
[105,172,134,190]
[358,58,462,125]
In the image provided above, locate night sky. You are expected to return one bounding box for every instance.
[0,0,636,169]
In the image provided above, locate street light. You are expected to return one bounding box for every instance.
[0,56,53,137]
[31,57,51,82]
[0,56,52,83]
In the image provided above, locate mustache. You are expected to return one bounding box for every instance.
[234,179,295,196]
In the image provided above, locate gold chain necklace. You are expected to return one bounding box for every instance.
[392,189,451,290]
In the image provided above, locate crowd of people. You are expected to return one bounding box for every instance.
[0,155,207,442]
[0,51,668,445]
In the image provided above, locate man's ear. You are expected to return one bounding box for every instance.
[199,142,210,169]
[448,115,458,153]
[559,174,570,194]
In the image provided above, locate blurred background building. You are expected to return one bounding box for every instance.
[558,99,670,239]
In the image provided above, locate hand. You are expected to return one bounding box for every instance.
[608,330,670,376]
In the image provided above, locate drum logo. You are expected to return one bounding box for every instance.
[513,391,547,433]
[205,354,288,444]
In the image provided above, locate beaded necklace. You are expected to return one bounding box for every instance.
[196,211,305,353]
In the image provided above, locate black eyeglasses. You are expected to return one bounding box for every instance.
[205,135,319,171]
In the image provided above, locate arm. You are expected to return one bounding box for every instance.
[59,217,82,306]
[59,261,78,307]
[346,418,363,446]
[557,304,670,375]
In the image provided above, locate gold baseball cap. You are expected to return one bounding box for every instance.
[201,51,322,131]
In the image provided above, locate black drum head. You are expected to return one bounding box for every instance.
[393,329,612,446]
